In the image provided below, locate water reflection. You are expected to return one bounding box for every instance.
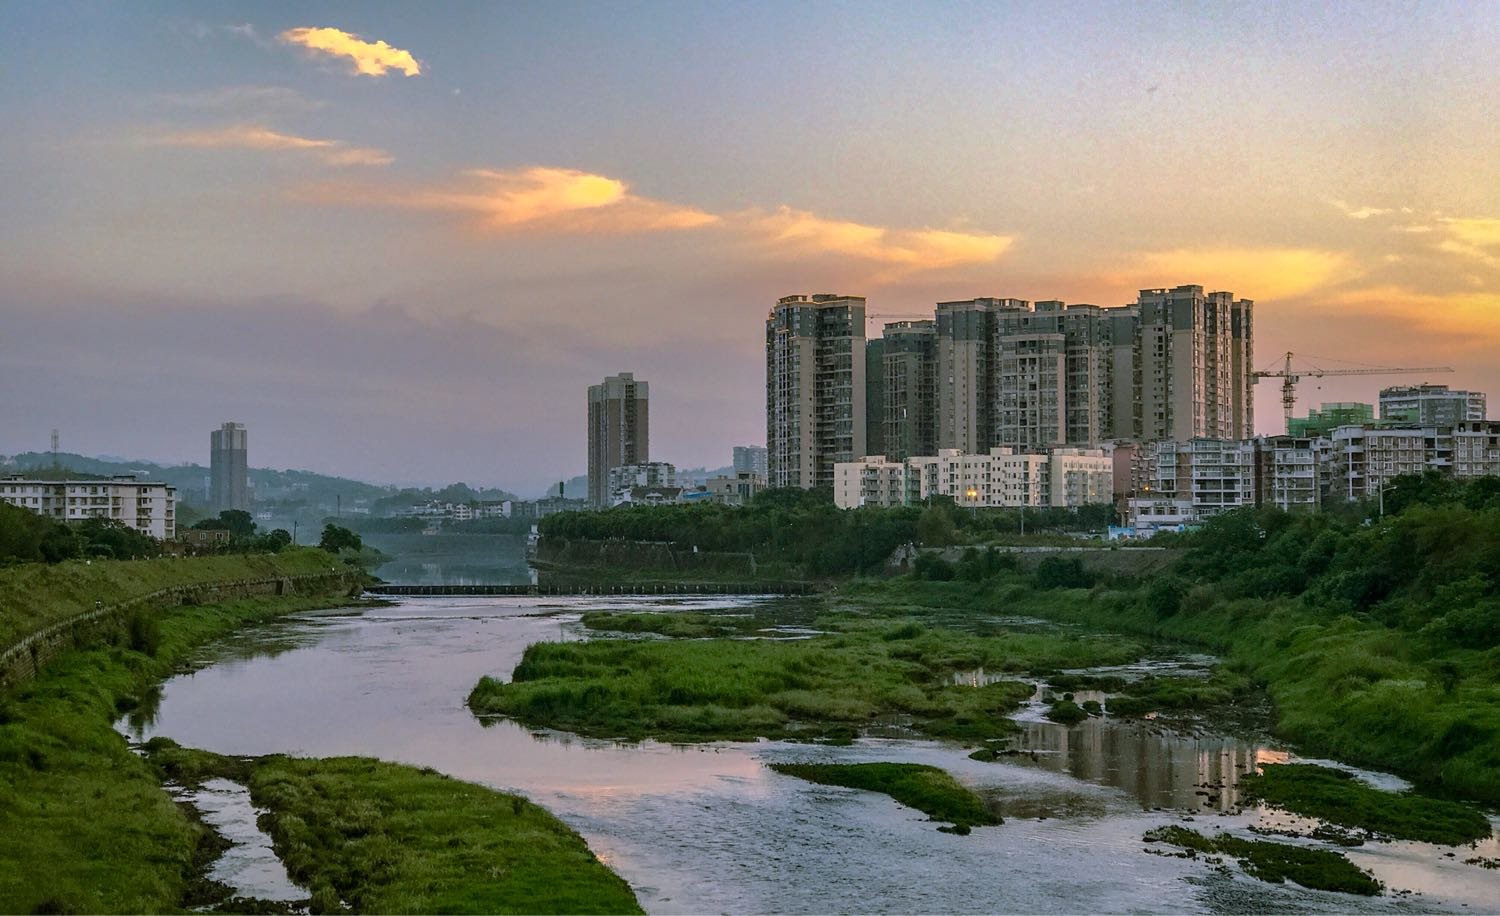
[1008,718,1263,812]
[119,596,1500,914]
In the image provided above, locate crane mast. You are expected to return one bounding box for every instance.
[1252,351,1455,434]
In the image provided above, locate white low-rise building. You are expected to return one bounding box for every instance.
[833,447,1112,510]
[0,475,176,539]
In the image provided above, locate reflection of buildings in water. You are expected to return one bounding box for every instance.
[1014,719,1263,811]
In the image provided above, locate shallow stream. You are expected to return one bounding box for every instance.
[118,596,1500,914]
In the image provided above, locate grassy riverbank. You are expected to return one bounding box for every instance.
[469,606,1144,743]
[0,549,344,650]
[769,762,999,829]
[0,560,641,914]
[149,743,643,914]
[0,593,358,913]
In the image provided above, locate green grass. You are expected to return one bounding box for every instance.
[147,741,641,914]
[469,611,1141,743]
[1241,764,1491,845]
[851,577,1500,806]
[580,611,751,639]
[769,762,1000,828]
[1144,825,1382,896]
[0,549,345,650]
[0,593,357,914]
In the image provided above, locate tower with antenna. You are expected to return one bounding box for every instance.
[50,429,59,473]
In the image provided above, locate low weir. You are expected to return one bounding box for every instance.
[364,581,817,597]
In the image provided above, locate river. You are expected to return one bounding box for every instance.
[118,596,1499,914]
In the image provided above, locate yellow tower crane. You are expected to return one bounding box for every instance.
[1253,351,1455,434]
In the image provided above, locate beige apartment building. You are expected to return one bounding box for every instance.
[935,298,1018,453]
[1136,286,1254,442]
[0,476,176,539]
[766,294,866,490]
[587,372,649,508]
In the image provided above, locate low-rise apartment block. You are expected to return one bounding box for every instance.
[0,475,176,539]
[833,447,1111,510]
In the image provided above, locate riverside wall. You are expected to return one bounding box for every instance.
[0,570,359,691]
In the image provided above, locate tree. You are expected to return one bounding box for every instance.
[319,523,363,554]
[916,506,957,547]
[192,509,256,538]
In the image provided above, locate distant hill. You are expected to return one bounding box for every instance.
[0,452,516,514]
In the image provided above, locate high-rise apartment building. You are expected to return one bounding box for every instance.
[864,338,886,459]
[731,445,768,479]
[994,300,1117,449]
[881,320,938,461]
[936,298,1016,452]
[766,294,866,490]
[587,372,650,508]
[209,422,248,512]
[1135,286,1253,441]
[1379,384,1486,427]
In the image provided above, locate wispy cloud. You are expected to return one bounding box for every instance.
[297,165,1014,279]
[1329,199,1394,220]
[151,124,392,167]
[152,85,324,113]
[279,26,421,77]
[309,166,716,231]
[1107,247,1360,300]
[743,207,1014,274]
[1434,217,1500,267]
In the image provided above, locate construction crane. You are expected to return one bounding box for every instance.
[1253,351,1454,433]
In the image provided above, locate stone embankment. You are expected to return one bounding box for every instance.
[0,569,359,690]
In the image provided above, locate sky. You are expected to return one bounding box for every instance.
[3,1,1499,496]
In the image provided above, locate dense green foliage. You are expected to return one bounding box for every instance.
[1241,764,1490,845]
[318,522,364,554]
[0,593,357,913]
[470,608,1141,743]
[0,549,343,652]
[769,762,1000,828]
[1143,826,1381,896]
[858,473,1500,804]
[0,502,162,563]
[147,742,642,915]
[538,489,1114,578]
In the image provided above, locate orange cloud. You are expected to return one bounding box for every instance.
[296,166,1012,276]
[744,206,1014,273]
[152,124,393,167]
[1108,247,1359,300]
[307,166,717,233]
[279,26,421,77]
[1323,285,1500,344]
[1435,217,1500,267]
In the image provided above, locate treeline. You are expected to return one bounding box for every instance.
[0,503,159,563]
[538,489,1114,577]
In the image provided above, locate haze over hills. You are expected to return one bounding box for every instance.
[0,451,521,509]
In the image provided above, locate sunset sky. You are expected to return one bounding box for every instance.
[3,2,1498,495]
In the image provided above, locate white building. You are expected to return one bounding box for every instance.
[607,462,677,506]
[0,476,176,539]
[833,447,1111,511]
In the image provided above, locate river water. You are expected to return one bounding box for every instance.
[118,596,1500,914]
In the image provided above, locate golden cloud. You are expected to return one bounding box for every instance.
[153,124,392,167]
[279,26,421,77]
[743,206,1014,272]
[295,166,1012,277]
[1435,218,1500,267]
[1108,247,1360,300]
[1324,285,1500,343]
[308,166,718,233]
